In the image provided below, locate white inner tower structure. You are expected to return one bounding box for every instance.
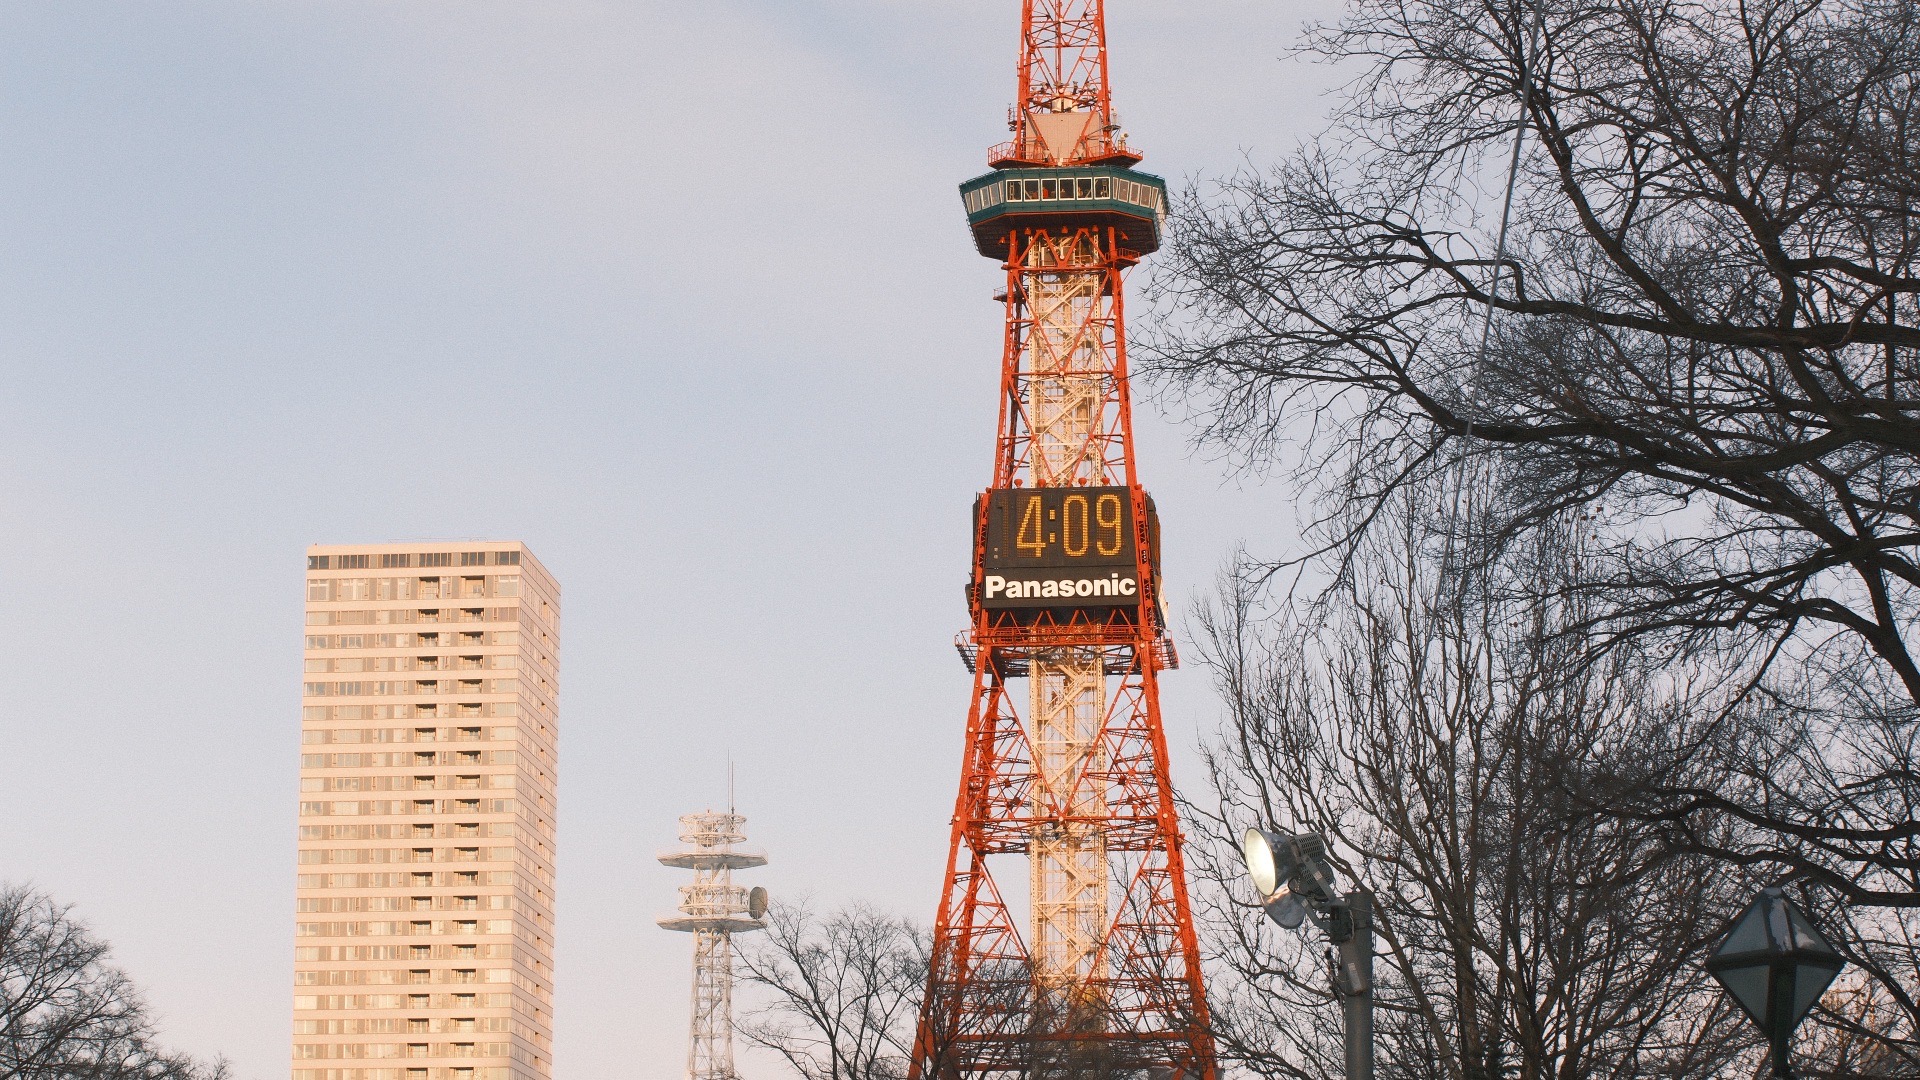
[1027,238,1113,1023]
[658,812,768,1080]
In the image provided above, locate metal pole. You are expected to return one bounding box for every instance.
[1331,891,1374,1080]
[1770,965,1794,1080]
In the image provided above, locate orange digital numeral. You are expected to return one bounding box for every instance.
[1062,495,1090,557]
[1016,495,1047,557]
[1096,494,1124,556]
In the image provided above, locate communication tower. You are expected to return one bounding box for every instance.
[912,4,1215,1079]
[659,811,769,1080]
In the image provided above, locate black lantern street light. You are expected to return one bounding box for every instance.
[1705,887,1846,1080]
[1241,828,1373,1080]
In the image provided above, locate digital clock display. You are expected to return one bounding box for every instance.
[977,486,1145,611]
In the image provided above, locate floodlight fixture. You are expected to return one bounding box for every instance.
[1243,828,1281,898]
[1241,827,1337,920]
[1239,825,1372,1080]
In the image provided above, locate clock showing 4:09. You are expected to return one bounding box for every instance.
[977,486,1149,610]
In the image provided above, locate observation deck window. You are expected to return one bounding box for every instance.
[970,172,1158,213]
[967,181,1008,213]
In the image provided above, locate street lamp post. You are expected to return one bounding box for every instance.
[1705,887,1846,1080]
[1241,828,1374,1080]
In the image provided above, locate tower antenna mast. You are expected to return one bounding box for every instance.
[659,809,770,1080]
[913,3,1214,1078]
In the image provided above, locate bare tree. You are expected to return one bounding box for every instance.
[0,882,228,1080]
[735,898,929,1080]
[1180,482,1766,1080]
[1146,0,1920,698]
[737,899,1177,1080]
[1140,0,1920,1047]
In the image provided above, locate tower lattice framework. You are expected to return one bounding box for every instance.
[914,4,1214,1078]
[659,812,768,1080]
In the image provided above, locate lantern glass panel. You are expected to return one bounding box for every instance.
[1712,965,1772,1026]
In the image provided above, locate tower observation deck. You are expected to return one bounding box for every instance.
[911,5,1214,1080]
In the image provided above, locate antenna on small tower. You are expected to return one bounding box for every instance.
[658,807,770,1080]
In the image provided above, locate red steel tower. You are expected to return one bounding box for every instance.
[913,4,1214,1078]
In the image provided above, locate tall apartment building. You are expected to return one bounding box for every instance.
[293,542,559,1080]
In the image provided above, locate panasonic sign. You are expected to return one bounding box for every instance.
[981,571,1139,608]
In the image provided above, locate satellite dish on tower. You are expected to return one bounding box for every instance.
[749,886,769,920]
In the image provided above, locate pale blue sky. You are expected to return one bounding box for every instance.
[0,3,1338,1077]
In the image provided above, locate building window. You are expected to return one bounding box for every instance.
[461,577,485,598]
[308,556,330,569]
[307,580,331,602]
[492,576,520,597]
[460,552,486,566]
[492,551,519,566]
[338,554,370,569]
[383,553,412,568]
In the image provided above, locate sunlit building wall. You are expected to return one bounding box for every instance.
[292,542,559,1080]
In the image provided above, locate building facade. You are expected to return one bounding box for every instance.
[293,542,559,1080]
